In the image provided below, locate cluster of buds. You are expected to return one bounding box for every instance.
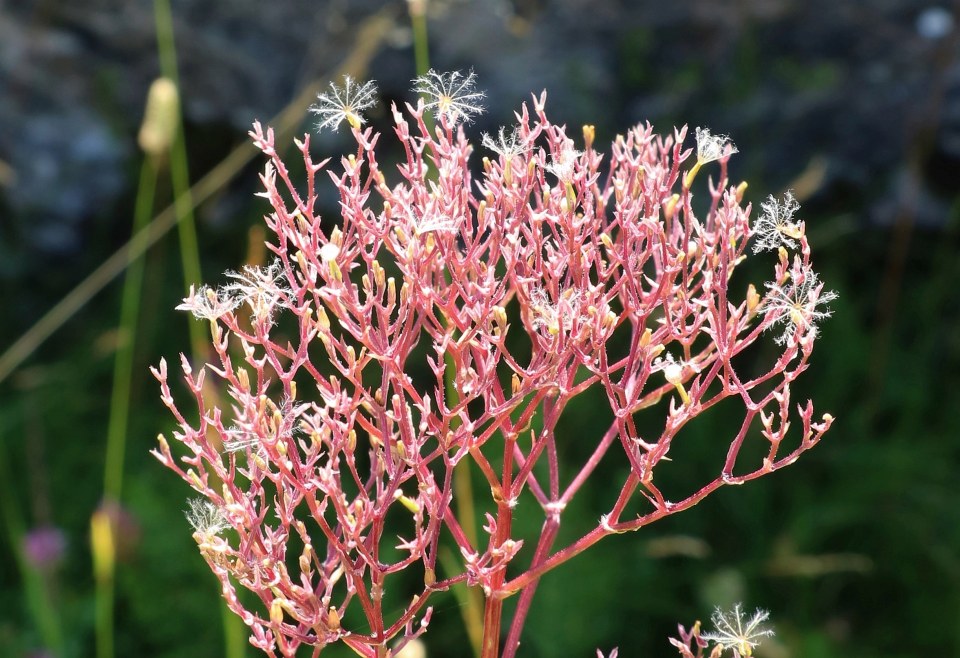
[153,71,834,658]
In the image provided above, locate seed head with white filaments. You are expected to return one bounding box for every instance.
[413,68,485,125]
[700,604,774,657]
[185,498,230,538]
[752,190,803,253]
[762,264,838,345]
[222,258,291,326]
[695,126,738,164]
[176,284,239,321]
[310,75,378,132]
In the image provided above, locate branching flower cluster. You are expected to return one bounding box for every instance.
[154,73,834,658]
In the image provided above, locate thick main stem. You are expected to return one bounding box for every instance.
[480,595,505,658]
[479,494,514,658]
[501,518,561,658]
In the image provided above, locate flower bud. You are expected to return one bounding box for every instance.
[270,598,285,625]
[735,180,749,203]
[327,606,341,630]
[746,284,761,318]
[316,306,330,330]
[138,77,179,158]
[583,124,595,149]
[663,194,680,222]
[394,490,421,513]
[639,327,653,348]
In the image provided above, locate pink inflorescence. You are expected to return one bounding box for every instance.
[154,74,834,658]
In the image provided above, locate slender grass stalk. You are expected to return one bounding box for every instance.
[409,0,431,81]
[445,372,484,658]
[92,504,115,658]
[104,158,157,502]
[95,145,162,658]
[150,2,247,656]
[152,0,205,359]
[409,0,436,139]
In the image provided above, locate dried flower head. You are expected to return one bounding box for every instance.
[700,604,774,657]
[695,126,738,164]
[185,498,230,538]
[413,68,485,124]
[752,191,803,253]
[527,286,588,336]
[176,284,239,321]
[546,144,584,183]
[482,125,528,159]
[310,75,378,132]
[652,353,700,385]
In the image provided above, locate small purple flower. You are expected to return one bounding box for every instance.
[22,525,66,571]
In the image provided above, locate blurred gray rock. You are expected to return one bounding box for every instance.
[1,0,958,261]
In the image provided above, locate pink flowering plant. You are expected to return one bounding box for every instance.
[153,70,835,658]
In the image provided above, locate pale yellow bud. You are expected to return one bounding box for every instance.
[663,194,680,222]
[583,124,595,148]
[735,180,749,203]
[138,77,179,158]
[327,606,341,630]
[270,599,285,625]
[745,284,760,318]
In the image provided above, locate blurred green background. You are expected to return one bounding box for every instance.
[1,1,958,656]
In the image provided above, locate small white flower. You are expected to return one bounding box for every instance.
[176,284,239,321]
[701,604,774,657]
[762,265,838,345]
[318,242,340,262]
[310,76,378,132]
[752,191,803,253]
[695,126,738,164]
[413,69,485,125]
[185,498,230,537]
[652,352,699,384]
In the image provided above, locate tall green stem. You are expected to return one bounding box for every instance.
[104,159,157,501]
[153,0,205,358]
[95,158,158,658]
[410,0,431,78]
[151,1,245,656]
